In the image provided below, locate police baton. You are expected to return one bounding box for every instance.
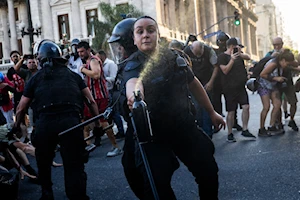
[131,90,159,200]
[58,107,113,136]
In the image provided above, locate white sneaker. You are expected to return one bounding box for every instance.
[106,147,123,157]
[85,144,96,152]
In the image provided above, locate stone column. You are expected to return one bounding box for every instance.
[41,0,54,40]
[7,0,18,51]
[0,8,11,59]
[194,0,201,35]
[71,0,82,38]
[19,3,30,54]
[199,0,207,35]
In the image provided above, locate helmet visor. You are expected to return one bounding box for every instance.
[109,42,126,64]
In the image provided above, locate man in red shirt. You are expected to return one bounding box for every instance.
[77,41,123,157]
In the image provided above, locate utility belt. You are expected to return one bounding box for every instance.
[37,103,82,116]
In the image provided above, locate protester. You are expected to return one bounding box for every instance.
[258,49,295,136]
[265,37,299,132]
[218,37,256,142]
[77,41,123,157]
[96,50,125,139]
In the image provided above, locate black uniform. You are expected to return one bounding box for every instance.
[23,65,89,200]
[120,49,219,199]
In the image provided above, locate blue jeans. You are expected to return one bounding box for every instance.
[191,92,213,138]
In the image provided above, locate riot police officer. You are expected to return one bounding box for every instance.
[14,40,100,200]
[216,31,231,55]
[110,16,225,199]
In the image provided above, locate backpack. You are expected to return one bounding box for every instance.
[251,56,274,79]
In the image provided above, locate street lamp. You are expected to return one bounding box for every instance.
[19,20,42,38]
[19,0,42,54]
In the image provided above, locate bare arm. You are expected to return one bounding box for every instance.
[189,78,216,116]
[15,96,31,127]
[260,62,286,83]
[240,53,251,60]
[220,58,235,75]
[81,59,101,79]
[204,64,219,91]
[14,57,25,72]
[188,77,225,131]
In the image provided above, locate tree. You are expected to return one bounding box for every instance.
[89,2,143,52]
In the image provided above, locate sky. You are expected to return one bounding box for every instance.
[272,0,300,50]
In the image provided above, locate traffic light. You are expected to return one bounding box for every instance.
[234,10,240,26]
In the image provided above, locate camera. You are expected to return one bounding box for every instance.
[233,47,238,54]
[23,54,34,60]
[277,81,287,89]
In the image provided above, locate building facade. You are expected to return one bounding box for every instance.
[0,0,259,63]
[255,0,278,58]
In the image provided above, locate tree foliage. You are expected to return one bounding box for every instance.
[90,2,143,52]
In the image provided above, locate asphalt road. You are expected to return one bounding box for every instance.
[17,89,300,200]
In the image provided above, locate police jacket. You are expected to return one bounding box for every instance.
[112,51,147,122]
[121,48,195,133]
[22,64,86,117]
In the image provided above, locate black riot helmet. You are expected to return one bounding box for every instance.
[108,18,137,64]
[34,39,65,68]
[216,32,231,52]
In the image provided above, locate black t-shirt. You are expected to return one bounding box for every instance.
[217,53,247,94]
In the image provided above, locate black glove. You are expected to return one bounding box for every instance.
[93,126,104,137]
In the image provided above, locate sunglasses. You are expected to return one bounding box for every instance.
[273,43,283,46]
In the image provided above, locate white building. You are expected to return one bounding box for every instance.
[0,0,258,63]
[255,0,278,58]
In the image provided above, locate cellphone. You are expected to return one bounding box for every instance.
[24,54,34,59]
[233,47,238,54]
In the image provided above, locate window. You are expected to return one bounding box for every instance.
[58,14,70,40]
[0,42,3,59]
[86,9,98,37]
[14,8,19,21]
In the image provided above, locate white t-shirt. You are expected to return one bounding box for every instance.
[68,56,84,79]
[102,58,118,91]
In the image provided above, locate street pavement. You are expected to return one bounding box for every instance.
[17,89,300,200]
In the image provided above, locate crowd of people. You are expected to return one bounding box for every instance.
[0,14,299,200]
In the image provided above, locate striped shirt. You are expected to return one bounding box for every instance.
[84,55,109,100]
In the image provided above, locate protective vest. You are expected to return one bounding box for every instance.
[142,48,193,128]
[33,66,84,115]
[184,45,213,85]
